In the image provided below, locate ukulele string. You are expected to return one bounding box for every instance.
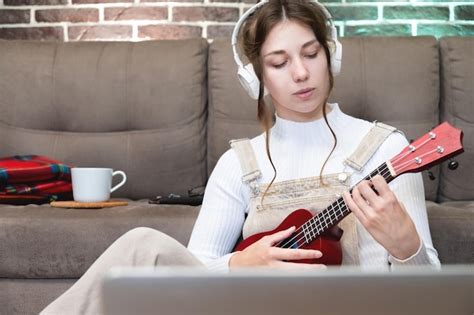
[391,148,441,174]
[277,132,438,249]
[276,165,390,249]
[391,134,435,164]
[276,165,392,250]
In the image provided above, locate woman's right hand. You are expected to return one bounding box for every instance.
[229,226,326,269]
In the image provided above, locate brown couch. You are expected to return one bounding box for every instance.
[0,36,473,315]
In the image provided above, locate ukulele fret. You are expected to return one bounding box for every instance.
[302,224,309,244]
[303,162,395,243]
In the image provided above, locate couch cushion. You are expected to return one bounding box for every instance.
[208,37,439,200]
[0,279,74,315]
[0,202,200,278]
[207,38,262,177]
[439,37,474,201]
[426,200,474,264]
[0,39,208,199]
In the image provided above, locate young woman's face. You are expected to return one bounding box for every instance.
[261,19,330,122]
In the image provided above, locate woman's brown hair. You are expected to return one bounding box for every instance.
[239,0,338,204]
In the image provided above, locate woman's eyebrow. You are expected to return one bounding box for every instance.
[263,49,286,58]
[263,39,319,58]
[302,39,319,49]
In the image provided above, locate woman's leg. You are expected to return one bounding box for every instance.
[40,227,204,315]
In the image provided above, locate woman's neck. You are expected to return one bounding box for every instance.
[271,103,341,146]
[274,102,332,123]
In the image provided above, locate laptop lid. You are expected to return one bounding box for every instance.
[101,265,473,315]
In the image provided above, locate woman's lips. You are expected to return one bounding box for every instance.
[293,88,315,101]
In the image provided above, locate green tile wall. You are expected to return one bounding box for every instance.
[320,0,474,37]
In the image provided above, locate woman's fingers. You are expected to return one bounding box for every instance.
[343,190,368,226]
[357,180,381,207]
[371,175,390,197]
[264,226,296,246]
[270,247,323,261]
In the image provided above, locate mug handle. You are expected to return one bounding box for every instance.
[111,171,127,193]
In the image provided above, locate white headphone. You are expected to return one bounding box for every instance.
[231,0,342,100]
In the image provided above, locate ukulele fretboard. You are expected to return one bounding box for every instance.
[298,162,395,245]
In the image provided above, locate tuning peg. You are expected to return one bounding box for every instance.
[448,159,459,170]
[427,170,436,181]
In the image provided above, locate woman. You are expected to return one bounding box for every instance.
[41,1,439,314]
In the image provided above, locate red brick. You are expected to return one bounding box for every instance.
[0,27,63,40]
[173,7,239,22]
[207,24,234,39]
[142,0,201,2]
[73,0,132,3]
[105,7,168,21]
[68,25,132,41]
[4,0,67,5]
[209,0,249,2]
[0,10,30,24]
[139,25,202,40]
[36,9,99,23]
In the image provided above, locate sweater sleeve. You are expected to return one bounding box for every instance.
[358,131,441,268]
[187,149,248,272]
[387,172,440,268]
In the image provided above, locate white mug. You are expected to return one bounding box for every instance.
[71,168,127,203]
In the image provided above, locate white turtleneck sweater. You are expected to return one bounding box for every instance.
[187,103,440,272]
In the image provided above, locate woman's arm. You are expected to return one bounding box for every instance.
[343,132,440,267]
[187,149,248,272]
[188,146,327,271]
[384,172,440,267]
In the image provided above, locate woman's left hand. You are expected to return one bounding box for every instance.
[342,175,420,260]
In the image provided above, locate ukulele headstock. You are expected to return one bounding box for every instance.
[389,122,464,176]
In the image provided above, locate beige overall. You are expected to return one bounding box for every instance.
[41,122,396,315]
[230,121,396,265]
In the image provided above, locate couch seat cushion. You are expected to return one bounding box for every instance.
[426,200,474,264]
[0,201,199,278]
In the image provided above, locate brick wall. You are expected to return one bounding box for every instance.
[0,0,472,41]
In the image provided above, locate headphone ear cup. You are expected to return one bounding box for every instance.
[328,25,342,76]
[237,63,260,100]
[330,39,342,76]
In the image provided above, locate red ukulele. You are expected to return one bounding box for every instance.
[234,122,464,265]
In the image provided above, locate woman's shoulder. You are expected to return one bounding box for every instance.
[336,107,408,162]
[213,133,265,174]
[377,130,410,158]
[214,146,240,171]
[334,110,375,149]
[338,110,373,133]
[337,108,402,144]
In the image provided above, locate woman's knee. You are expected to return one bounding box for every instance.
[115,227,198,266]
[120,227,177,247]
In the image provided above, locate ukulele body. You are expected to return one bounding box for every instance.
[234,209,344,265]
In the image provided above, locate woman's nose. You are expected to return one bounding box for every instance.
[292,58,309,82]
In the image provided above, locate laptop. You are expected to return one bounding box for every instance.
[101,265,474,315]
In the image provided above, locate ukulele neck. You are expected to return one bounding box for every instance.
[298,162,395,245]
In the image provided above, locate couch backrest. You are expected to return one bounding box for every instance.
[208,36,440,200]
[0,39,209,199]
[439,37,474,201]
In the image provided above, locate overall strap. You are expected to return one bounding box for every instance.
[229,138,262,195]
[344,122,397,172]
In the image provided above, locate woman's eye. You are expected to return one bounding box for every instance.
[306,52,318,58]
[272,61,287,69]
